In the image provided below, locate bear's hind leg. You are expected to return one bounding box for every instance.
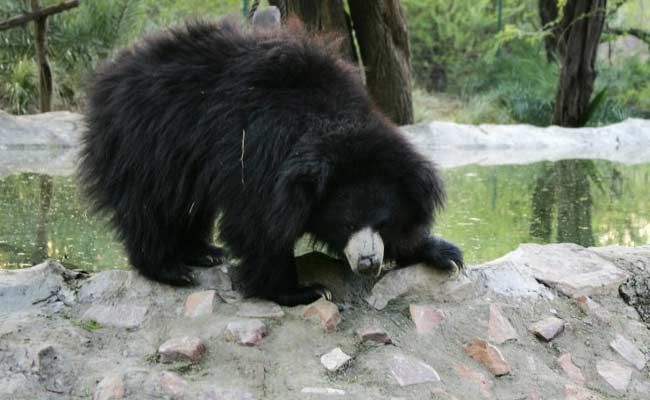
[238,251,330,306]
[181,212,226,268]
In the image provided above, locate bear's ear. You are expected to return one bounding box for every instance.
[267,155,331,246]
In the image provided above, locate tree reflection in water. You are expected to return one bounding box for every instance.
[530,159,600,247]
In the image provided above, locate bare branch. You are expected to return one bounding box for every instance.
[0,0,79,31]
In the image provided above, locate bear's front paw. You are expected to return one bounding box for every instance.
[273,284,332,306]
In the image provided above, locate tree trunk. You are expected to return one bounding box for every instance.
[348,0,414,125]
[538,0,561,62]
[555,160,595,247]
[268,0,356,62]
[31,0,52,112]
[552,0,607,127]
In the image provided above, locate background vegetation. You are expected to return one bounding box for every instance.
[0,0,648,122]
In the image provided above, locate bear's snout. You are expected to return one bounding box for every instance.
[344,227,384,275]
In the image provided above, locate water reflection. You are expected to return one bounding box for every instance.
[1,160,649,270]
[530,160,596,247]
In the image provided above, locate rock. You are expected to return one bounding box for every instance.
[388,353,440,386]
[503,244,629,297]
[159,371,188,398]
[564,384,602,400]
[300,387,346,395]
[357,326,392,344]
[0,260,79,312]
[529,317,564,341]
[596,359,632,392]
[575,296,610,323]
[81,304,148,328]
[609,334,646,370]
[78,270,152,303]
[588,245,650,273]
[366,264,472,310]
[237,301,284,319]
[159,336,206,363]
[184,290,219,318]
[224,320,268,346]
[471,260,552,299]
[454,363,493,398]
[557,353,586,385]
[320,348,351,372]
[487,304,518,344]
[409,304,445,334]
[463,339,511,376]
[619,271,650,324]
[302,298,341,332]
[203,388,256,400]
[93,374,125,400]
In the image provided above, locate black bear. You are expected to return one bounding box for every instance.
[79,19,463,306]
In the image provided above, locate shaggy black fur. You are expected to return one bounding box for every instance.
[79,19,463,306]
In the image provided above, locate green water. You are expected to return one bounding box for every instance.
[1,160,649,271]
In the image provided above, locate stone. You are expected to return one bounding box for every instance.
[237,301,284,319]
[159,336,206,363]
[224,320,268,346]
[596,359,632,392]
[78,270,152,303]
[564,384,602,400]
[300,387,346,395]
[366,264,473,310]
[502,243,629,297]
[575,296,610,323]
[203,388,256,400]
[471,260,552,299]
[82,304,148,328]
[184,290,218,317]
[388,353,440,386]
[619,271,650,324]
[93,374,125,400]
[487,304,518,344]
[320,348,352,372]
[609,334,646,370]
[159,371,188,398]
[409,304,445,334]
[529,317,564,341]
[357,326,392,344]
[557,353,586,385]
[302,298,341,332]
[454,363,493,398]
[0,260,79,313]
[463,339,511,376]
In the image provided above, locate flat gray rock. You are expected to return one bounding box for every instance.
[81,304,148,328]
[497,244,629,297]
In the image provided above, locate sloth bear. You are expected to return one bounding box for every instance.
[79,19,463,306]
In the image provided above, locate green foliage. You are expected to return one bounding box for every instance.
[403,0,537,91]
[1,57,37,114]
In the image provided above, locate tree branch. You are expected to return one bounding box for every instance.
[0,0,79,31]
[605,27,650,46]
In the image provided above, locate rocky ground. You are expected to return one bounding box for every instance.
[1,244,649,400]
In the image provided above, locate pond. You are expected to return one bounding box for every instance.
[1,159,649,271]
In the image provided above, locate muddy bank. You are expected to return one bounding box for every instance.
[1,244,649,399]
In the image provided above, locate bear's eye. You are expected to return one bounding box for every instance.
[345,223,355,232]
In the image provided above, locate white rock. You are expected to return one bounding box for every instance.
[596,359,632,392]
[609,334,646,370]
[158,336,206,363]
[184,290,218,317]
[320,348,351,371]
[300,387,346,395]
